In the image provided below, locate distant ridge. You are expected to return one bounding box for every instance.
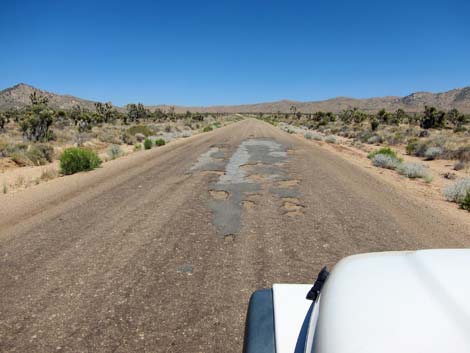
[0,83,98,111]
[1,83,470,113]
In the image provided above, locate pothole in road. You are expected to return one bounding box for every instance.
[242,200,256,209]
[200,171,225,177]
[281,197,305,216]
[247,174,271,182]
[285,210,305,217]
[283,201,305,211]
[209,190,229,200]
[276,179,300,188]
[224,234,236,242]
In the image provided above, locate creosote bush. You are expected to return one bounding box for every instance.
[60,147,101,175]
[154,138,165,147]
[143,138,153,150]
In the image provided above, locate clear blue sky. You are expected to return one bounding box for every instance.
[1,0,469,106]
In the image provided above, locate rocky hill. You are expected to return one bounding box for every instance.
[1,83,470,114]
[0,83,98,111]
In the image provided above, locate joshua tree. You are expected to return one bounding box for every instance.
[420,106,446,129]
[290,105,297,117]
[95,102,116,123]
[0,112,8,132]
[19,93,54,141]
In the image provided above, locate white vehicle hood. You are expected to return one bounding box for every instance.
[272,283,312,353]
[314,249,470,353]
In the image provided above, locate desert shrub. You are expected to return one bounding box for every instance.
[143,138,153,150]
[59,147,101,175]
[453,126,467,133]
[443,178,470,202]
[454,161,466,171]
[442,146,470,163]
[286,128,295,134]
[107,144,123,160]
[127,125,152,137]
[134,144,142,151]
[25,147,47,165]
[371,154,400,170]
[368,147,400,160]
[213,122,221,128]
[24,144,54,165]
[154,138,165,147]
[459,191,470,211]
[397,162,432,181]
[370,119,379,131]
[203,125,213,132]
[356,131,373,143]
[424,147,443,160]
[367,135,382,144]
[311,133,323,141]
[36,144,54,162]
[10,152,31,167]
[0,142,28,158]
[406,138,419,155]
[304,131,323,141]
[325,135,336,143]
[98,131,122,145]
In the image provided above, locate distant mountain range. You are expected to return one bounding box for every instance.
[1,83,470,114]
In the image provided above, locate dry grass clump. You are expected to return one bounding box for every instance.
[1,143,54,166]
[40,167,59,181]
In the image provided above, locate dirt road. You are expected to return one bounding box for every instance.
[1,119,469,352]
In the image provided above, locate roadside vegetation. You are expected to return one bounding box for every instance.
[444,178,470,211]
[60,147,101,175]
[0,93,240,193]
[255,106,470,212]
